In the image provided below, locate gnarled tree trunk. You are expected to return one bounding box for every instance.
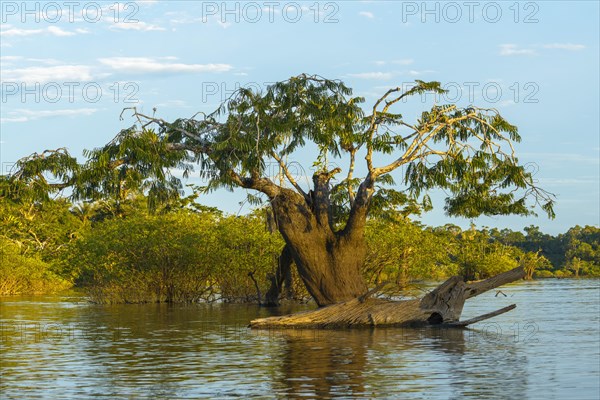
[250,266,525,329]
[266,173,369,307]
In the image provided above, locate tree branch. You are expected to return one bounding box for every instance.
[346,148,357,206]
[311,167,341,228]
[465,266,525,299]
[341,173,375,237]
[230,170,281,199]
[371,114,472,178]
[270,150,308,200]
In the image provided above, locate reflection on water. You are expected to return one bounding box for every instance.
[269,327,528,399]
[0,280,598,399]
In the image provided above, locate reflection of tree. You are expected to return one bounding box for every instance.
[277,329,372,397]
[274,327,527,399]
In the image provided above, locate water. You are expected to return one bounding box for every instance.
[1,279,598,399]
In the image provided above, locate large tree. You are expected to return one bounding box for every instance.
[6,74,554,310]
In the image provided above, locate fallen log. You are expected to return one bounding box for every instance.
[250,266,525,329]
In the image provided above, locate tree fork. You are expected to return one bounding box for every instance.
[249,266,526,329]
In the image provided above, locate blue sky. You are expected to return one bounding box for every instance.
[1,0,598,234]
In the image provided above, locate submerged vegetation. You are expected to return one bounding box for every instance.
[1,192,598,300]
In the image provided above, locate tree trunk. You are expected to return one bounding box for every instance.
[263,244,294,306]
[250,266,525,329]
[289,233,368,306]
[269,185,368,307]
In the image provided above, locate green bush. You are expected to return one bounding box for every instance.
[0,238,71,294]
[364,220,453,288]
[554,269,574,278]
[533,270,555,278]
[62,209,284,303]
[211,215,284,302]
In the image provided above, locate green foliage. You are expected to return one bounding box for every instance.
[0,197,83,261]
[76,128,190,211]
[64,209,214,303]
[0,237,71,295]
[210,214,285,302]
[1,74,591,301]
[519,251,552,280]
[364,219,453,288]
[453,227,520,280]
[61,207,284,303]
[0,194,82,294]
[1,185,597,300]
[361,220,591,289]
[0,148,78,203]
[4,75,554,227]
[495,224,600,277]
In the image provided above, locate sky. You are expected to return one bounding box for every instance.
[1,0,598,234]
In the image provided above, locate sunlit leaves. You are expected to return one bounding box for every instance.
[4,74,554,222]
[74,128,189,208]
[64,208,285,303]
[2,148,78,202]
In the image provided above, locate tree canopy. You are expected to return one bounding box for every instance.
[5,74,554,222]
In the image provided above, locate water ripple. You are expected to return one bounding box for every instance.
[1,279,598,399]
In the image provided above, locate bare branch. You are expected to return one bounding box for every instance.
[270,151,308,199]
[372,114,472,177]
[346,148,357,205]
[230,170,281,199]
[122,107,214,144]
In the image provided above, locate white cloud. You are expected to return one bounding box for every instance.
[1,57,62,65]
[499,44,537,56]
[1,25,84,37]
[216,20,232,29]
[498,100,516,108]
[348,72,394,80]
[373,59,414,67]
[109,21,166,31]
[26,58,62,65]
[0,56,22,60]
[0,26,44,37]
[543,43,585,51]
[392,59,414,65]
[359,11,374,19]
[1,65,94,84]
[1,108,98,123]
[98,57,233,74]
[0,116,28,123]
[47,26,76,37]
[0,56,23,65]
[407,69,435,76]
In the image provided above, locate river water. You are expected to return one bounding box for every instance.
[1,279,598,399]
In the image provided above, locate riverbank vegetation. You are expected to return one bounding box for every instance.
[1,76,598,305]
[1,192,598,300]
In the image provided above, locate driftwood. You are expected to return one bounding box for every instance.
[250,266,525,329]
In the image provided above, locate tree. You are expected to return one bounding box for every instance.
[518,251,551,280]
[6,74,554,315]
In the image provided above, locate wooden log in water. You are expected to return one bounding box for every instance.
[249,266,525,329]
